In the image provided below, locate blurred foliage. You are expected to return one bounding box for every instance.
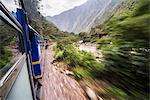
[77,0,149,99]
[79,0,150,100]
[0,48,12,69]
[0,21,17,68]
[73,67,91,80]
[54,41,104,80]
[104,85,128,100]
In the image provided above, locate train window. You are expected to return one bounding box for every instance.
[0,19,22,79]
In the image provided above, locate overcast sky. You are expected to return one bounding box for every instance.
[1,0,20,12]
[39,0,88,16]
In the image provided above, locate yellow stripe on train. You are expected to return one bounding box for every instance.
[32,61,40,65]
[34,75,42,79]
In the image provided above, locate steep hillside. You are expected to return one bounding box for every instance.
[79,0,149,99]
[22,0,57,36]
[46,0,121,33]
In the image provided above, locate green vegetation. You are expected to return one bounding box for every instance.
[99,0,149,99]
[76,0,149,99]
[1,0,149,99]
[0,21,18,69]
[54,40,104,79]
[53,0,149,99]
[0,48,12,69]
[30,18,79,42]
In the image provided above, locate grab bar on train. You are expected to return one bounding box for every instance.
[0,54,26,100]
[0,1,23,33]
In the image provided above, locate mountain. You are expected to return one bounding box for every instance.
[46,0,121,34]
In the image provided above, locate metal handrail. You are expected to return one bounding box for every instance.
[28,25,41,36]
[0,1,23,33]
[0,54,26,100]
[0,54,26,87]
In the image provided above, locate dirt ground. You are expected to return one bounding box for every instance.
[40,44,87,100]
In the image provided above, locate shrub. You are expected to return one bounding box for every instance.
[54,43,105,78]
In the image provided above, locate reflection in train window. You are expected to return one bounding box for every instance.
[0,19,22,79]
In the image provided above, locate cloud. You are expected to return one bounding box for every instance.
[39,0,88,16]
[1,0,20,12]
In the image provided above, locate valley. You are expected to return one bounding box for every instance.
[51,0,149,99]
[0,0,149,99]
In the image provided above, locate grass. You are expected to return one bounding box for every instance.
[53,40,105,80]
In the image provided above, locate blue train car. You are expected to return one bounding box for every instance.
[30,34,42,79]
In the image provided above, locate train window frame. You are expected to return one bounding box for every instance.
[0,0,26,83]
[0,2,27,99]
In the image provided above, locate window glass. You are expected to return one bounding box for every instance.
[0,19,22,79]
